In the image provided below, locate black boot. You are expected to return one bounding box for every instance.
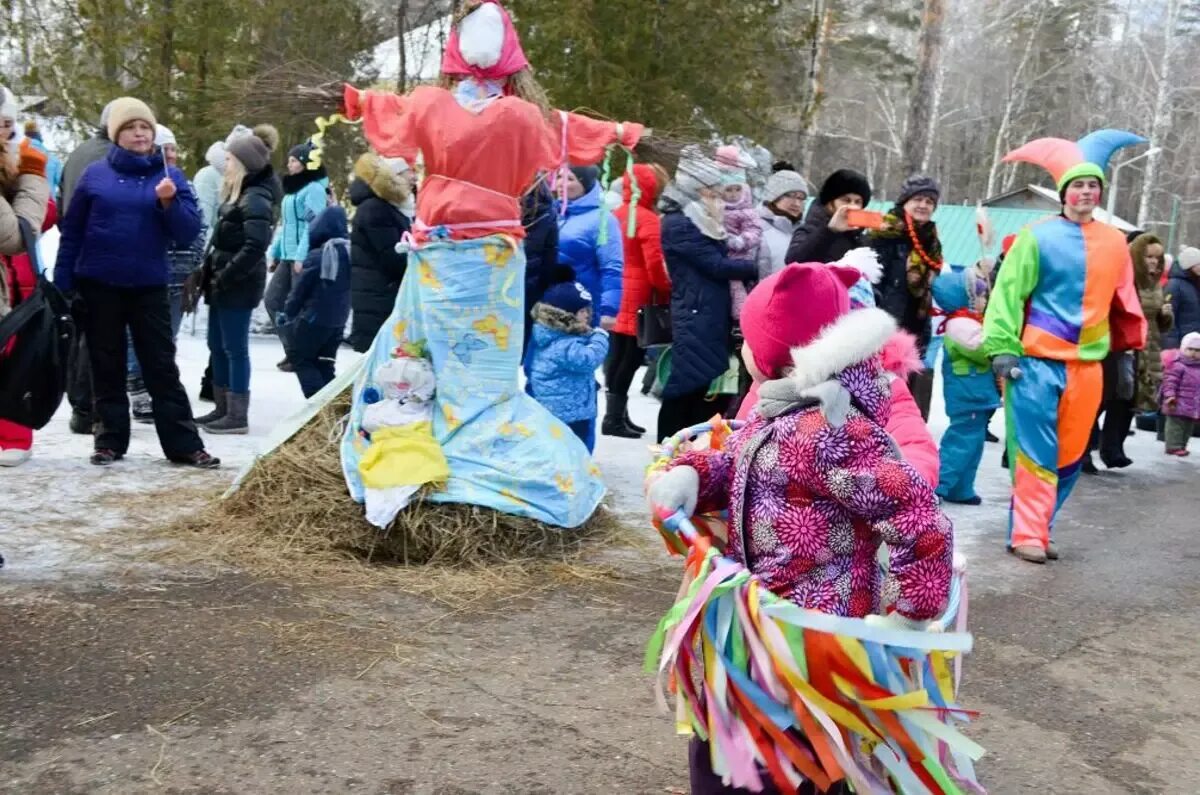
[624,407,646,435]
[1082,453,1099,475]
[199,361,214,403]
[69,410,94,435]
[601,393,641,439]
[1157,413,1166,443]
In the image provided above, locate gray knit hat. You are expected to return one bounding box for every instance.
[226,130,271,173]
[763,170,810,204]
[896,174,941,206]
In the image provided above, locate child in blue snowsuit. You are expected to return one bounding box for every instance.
[525,270,610,452]
[932,261,1001,505]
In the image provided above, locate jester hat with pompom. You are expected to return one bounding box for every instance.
[1003,129,1147,193]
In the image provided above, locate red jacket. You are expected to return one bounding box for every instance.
[612,164,670,337]
[3,197,56,316]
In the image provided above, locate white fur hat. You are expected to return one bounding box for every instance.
[1179,246,1200,271]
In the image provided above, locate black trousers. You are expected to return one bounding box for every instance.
[67,331,93,418]
[657,389,732,443]
[908,369,935,422]
[286,320,342,398]
[77,279,203,458]
[603,332,643,400]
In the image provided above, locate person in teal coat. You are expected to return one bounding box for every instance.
[931,261,1001,505]
[264,141,329,324]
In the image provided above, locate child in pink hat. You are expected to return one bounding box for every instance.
[647,262,954,792]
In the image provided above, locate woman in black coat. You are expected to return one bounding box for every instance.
[656,152,757,442]
[785,168,872,265]
[347,153,412,352]
[867,174,944,420]
[197,126,282,434]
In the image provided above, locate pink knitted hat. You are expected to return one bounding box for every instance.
[741,263,864,380]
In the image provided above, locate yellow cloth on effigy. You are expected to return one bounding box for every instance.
[358,422,449,490]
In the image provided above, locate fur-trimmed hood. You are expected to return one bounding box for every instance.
[531,302,591,335]
[352,152,411,206]
[757,308,897,426]
[1130,232,1165,290]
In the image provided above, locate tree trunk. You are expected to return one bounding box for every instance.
[1137,0,1181,227]
[799,2,834,175]
[903,0,946,176]
[397,0,410,93]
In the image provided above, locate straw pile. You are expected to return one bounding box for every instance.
[171,389,624,573]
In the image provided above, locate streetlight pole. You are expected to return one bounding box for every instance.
[1107,147,1161,217]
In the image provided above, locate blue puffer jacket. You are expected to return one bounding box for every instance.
[53,145,203,293]
[556,183,623,322]
[931,267,1001,414]
[269,169,329,263]
[660,203,757,399]
[1164,260,1200,350]
[284,206,352,329]
[526,304,610,424]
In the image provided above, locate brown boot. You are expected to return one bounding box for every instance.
[1011,544,1047,564]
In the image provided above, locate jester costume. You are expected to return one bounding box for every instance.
[931,261,1000,505]
[983,130,1148,555]
[338,1,644,527]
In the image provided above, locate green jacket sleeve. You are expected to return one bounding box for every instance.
[983,227,1040,359]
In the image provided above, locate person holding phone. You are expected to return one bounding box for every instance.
[53,97,218,468]
[785,168,872,265]
[867,174,945,420]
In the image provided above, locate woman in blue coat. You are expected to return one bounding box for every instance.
[556,166,623,328]
[53,97,217,468]
[281,206,352,398]
[265,140,329,365]
[655,151,757,442]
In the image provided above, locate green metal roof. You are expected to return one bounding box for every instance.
[800,199,1051,267]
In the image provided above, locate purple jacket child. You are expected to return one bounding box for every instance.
[1162,344,1200,421]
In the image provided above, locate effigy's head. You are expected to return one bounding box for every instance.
[441,1,548,111]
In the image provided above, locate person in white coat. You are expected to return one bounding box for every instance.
[754,164,809,279]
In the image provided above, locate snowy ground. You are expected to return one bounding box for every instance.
[3,331,1196,589]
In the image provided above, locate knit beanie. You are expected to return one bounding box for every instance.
[98,100,116,136]
[289,141,317,167]
[106,97,156,141]
[570,165,598,194]
[896,174,941,207]
[205,141,227,172]
[226,126,274,173]
[154,124,176,147]
[763,170,810,204]
[1179,246,1200,271]
[818,169,872,207]
[1183,332,1200,352]
[226,125,252,146]
[540,267,592,314]
[740,262,863,380]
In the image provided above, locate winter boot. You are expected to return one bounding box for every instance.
[0,448,32,467]
[203,392,249,435]
[1010,544,1047,564]
[69,410,94,435]
[199,364,214,403]
[601,393,641,439]
[624,407,646,435]
[130,389,154,424]
[194,386,228,426]
[170,449,221,469]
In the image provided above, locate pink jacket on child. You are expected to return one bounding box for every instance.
[1162,355,1200,421]
[673,310,953,620]
[737,330,940,487]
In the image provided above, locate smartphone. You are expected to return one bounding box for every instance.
[845,208,885,230]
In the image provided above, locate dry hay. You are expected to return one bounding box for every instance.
[162,388,634,602]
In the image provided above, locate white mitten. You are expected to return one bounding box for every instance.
[646,465,700,518]
[863,612,938,633]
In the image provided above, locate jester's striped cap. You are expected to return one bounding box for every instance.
[1003,129,1147,191]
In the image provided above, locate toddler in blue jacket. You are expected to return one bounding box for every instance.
[525,268,610,452]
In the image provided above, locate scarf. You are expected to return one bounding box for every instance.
[282,165,328,195]
[681,197,727,241]
[320,237,350,282]
[870,209,944,321]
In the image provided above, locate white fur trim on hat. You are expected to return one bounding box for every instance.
[458,3,505,69]
[836,248,883,285]
[786,308,897,391]
[0,87,17,121]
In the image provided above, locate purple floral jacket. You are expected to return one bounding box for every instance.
[669,359,953,621]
